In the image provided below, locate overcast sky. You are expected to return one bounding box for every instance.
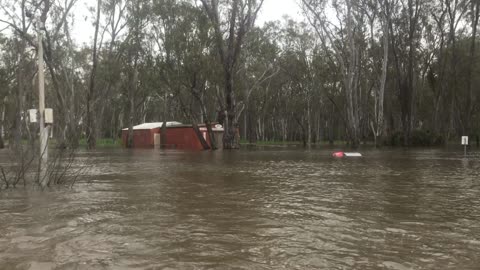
[72,0,303,45]
[257,0,302,25]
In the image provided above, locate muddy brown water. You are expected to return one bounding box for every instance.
[1,147,480,269]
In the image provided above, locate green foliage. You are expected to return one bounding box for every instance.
[1,0,480,149]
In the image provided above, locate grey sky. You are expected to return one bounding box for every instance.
[257,0,302,25]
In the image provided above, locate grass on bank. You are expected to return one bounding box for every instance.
[78,138,122,148]
[239,139,348,146]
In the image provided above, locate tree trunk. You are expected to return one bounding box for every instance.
[370,121,377,147]
[0,98,5,149]
[243,102,247,140]
[306,98,312,147]
[160,92,168,149]
[345,0,360,148]
[465,0,479,135]
[190,74,217,150]
[127,67,138,148]
[247,104,257,144]
[193,123,210,150]
[223,72,240,149]
[316,116,321,143]
[86,0,102,149]
[13,38,27,150]
[374,4,389,146]
[205,120,217,150]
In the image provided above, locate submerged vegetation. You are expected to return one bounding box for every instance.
[0,146,87,190]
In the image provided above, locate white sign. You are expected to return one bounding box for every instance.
[28,109,38,123]
[462,136,469,145]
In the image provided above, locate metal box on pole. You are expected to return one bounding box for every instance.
[45,108,53,124]
[28,109,38,123]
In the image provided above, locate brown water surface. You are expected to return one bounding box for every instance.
[1,147,480,269]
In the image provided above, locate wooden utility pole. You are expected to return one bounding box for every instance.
[37,18,48,187]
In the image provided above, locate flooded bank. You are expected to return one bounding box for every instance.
[1,148,480,269]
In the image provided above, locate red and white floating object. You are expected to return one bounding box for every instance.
[332,152,362,158]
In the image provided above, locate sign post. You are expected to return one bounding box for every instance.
[462,136,469,156]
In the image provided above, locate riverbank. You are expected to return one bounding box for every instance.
[78,138,121,148]
[72,138,480,149]
[4,137,476,150]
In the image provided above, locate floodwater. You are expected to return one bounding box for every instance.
[1,147,480,269]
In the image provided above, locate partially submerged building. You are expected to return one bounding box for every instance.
[121,122,223,150]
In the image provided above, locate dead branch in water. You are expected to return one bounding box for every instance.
[0,144,88,191]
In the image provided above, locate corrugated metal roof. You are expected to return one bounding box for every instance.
[122,122,182,130]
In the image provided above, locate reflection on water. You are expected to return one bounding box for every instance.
[1,148,480,269]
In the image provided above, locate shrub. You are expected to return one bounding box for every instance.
[388,131,404,146]
[386,130,444,146]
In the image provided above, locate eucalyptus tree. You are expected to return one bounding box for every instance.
[0,0,89,188]
[96,0,129,142]
[124,0,150,147]
[172,3,221,149]
[200,0,265,149]
[150,0,217,149]
[464,0,479,135]
[386,0,426,145]
[362,0,389,146]
[0,0,40,148]
[0,34,14,149]
[86,0,102,149]
[279,20,319,146]
[240,22,280,143]
[0,0,82,149]
[443,0,468,135]
[302,0,366,147]
[83,0,128,148]
[38,0,83,148]
[428,0,449,135]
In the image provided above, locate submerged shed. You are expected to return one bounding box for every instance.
[121,122,223,150]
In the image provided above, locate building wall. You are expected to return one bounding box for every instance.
[121,128,160,148]
[121,126,223,150]
[166,127,206,150]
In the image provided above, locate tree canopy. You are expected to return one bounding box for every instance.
[1,0,479,148]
